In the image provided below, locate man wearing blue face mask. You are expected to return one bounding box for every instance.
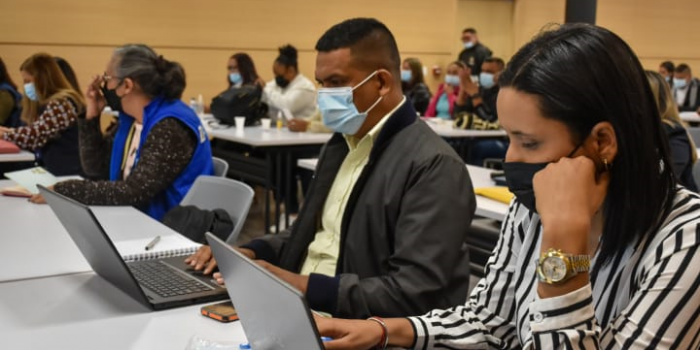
[194,17,476,319]
[672,63,700,113]
[453,57,508,166]
[458,27,492,76]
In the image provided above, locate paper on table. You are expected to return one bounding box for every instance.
[114,234,202,262]
[280,108,294,121]
[4,166,57,194]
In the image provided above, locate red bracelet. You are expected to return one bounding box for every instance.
[367,316,388,350]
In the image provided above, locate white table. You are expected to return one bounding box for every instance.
[0,272,247,350]
[0,179,187,283]
[466,165,510,221]
[209,125,332,147]
[680,111,700,123]
[210,126,331,233]
[0,150,34,163]
[297,159,509,221]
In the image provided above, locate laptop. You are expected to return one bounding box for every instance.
[39,185,228,310]
[207,232,324,350]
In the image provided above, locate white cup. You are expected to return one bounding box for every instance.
[261,118,271,130]
[234,116,246,132]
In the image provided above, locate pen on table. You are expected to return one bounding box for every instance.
[145,235,161,251]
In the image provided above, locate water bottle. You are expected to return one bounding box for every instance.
[197,94,204,114]
[189,97,197,112]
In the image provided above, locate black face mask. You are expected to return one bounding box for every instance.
[502,145,581,213]
[275,75,290,88]
[101,84,123,113]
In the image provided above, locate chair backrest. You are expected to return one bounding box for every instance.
[181,176,254,243]
[687,127,700,146]
[212,157,229,177]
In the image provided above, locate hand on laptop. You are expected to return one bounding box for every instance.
[185,245,256,275]
[211,259,309,294]
[314,316,384,350]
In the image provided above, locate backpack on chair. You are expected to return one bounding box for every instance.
[210,85,268,126]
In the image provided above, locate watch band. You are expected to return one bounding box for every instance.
[568,254,591,273]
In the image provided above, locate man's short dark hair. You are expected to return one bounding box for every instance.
[677,63,692,74]
[315,18,400,77]
[660,61,675,74]
[463,27,477,35]
[484,57,505,71]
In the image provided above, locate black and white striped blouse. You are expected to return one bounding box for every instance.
[409,188,700,349]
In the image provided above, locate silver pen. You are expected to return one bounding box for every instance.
[144,235,161,251]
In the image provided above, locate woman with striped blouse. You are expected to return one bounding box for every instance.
[316,24,700,349]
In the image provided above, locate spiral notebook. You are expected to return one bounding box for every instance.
[114,236,202,262]
[87,206,202,263]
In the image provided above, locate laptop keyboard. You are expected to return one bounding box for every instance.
[129,261,214,298]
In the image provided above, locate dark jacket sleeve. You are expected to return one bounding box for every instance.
[240,229,292,265]
[54,118,196,207]
[329,153,475,318]
[411,83,432,115]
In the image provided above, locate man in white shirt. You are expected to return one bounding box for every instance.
[262,44,317,120]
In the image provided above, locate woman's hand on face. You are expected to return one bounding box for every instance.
[85,75,107,120]
[315,315,383,350]
[533,156,610,235]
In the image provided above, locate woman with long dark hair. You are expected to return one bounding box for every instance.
[316,23,700,349]
[226,52,263,88]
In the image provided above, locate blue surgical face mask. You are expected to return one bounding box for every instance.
[463,41,475,49]
[445,74,460,86]
[400,69,412,83]
[229,72,242,85]
[24,82,38,101]
[480,72,495,89]
[665,76,671,83]
[318,70,383,135]
[674,78,688,89]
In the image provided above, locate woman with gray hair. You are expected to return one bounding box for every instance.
[31,44,214,220]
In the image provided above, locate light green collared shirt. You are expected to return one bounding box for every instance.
[299,97,407,277]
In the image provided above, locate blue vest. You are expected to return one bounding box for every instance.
[109,97,214,220]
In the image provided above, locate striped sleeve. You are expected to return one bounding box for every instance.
[530,194,700,349]
[408,202,525,349]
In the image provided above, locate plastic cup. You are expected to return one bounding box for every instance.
[234,116,246,132]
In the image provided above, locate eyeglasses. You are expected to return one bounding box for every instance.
[101,73,120,84]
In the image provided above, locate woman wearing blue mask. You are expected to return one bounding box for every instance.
[400,57,431,115]
[424,61,465,119]
[317,23,700,350]
[0,53,84,175]
[226,53,263,88]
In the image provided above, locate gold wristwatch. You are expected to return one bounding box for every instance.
[536,248,590,284]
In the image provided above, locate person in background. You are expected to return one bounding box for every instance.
[226,52,263,88]
[659,60,675,88]
[0,53,84,175]
[458,27,492,76]
[454,57,507,165]
[400,57,431,115]
[647,70,698,191]
[30,44,214,221]
[262,44,317,120]
[673,63,700,113]
[0,57,22,127]
[316,23,700,350]
[424,61,464,119]
[186,18,474,319]
[54,57,82,94]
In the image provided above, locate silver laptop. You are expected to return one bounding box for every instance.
[39,185,227,310]
[207,232,324,349]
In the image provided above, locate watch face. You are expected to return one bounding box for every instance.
[542,256,568,282]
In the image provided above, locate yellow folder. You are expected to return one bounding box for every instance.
[474,186,513,204]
